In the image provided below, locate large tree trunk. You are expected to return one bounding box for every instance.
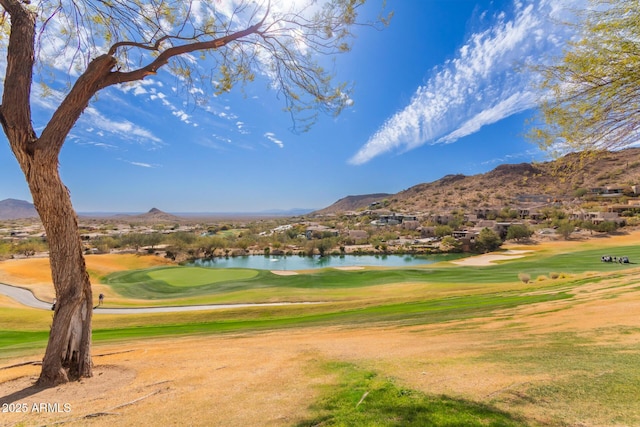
[23,153,94,386]
[0,0,92,385]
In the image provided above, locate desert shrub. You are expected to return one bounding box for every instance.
[435,225,453,237]
[574,188,588,197]
[536,275,548,282]
[549,272,560,279]
[475,228,502,253]
[625,217,640,226]
[506,224,533,241]
[556,221,575,239]
[440,236,462,252]
[518,273,531,284]
[596,220,618,233]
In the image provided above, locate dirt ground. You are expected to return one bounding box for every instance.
[1,232,640,426]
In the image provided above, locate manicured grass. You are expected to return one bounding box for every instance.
[103,266,561,301]
[146,266,258,287]
[0,289,571,352]
[295,362,526,427]
[103,266,264,298]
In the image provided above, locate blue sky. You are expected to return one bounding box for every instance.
[0,0,582,213]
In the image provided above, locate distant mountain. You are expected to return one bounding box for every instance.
[0,198,38,220]
[314,148,640,214]
[111,207,182,222]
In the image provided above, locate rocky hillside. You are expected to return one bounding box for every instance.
[315,148,640,215]
[313,193,392,215]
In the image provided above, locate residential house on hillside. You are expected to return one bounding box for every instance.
[452,229,477,239]
[515,194,553,204]
[462,220,523,239]
[451,229,478,252]
[473,208,499,220]
[464,213,478,223]
[589,185,634,197]
[305,224,339,239]
[517,206,545,221]
[370,213,418,226]
[569,210,622,224]
[607,199,640,214]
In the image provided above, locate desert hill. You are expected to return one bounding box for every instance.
[315,148,640,215]
[113,207,182,222]
[0,198,38,220]
[314,193,392,214]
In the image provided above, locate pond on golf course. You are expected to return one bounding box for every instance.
[190,253,466,271]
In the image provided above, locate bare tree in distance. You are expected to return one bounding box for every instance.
[0,0,390,386]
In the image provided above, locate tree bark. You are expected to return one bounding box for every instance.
[26,153,93,386]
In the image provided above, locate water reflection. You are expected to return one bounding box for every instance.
[190,254,462,270]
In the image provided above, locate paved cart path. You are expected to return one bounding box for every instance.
[0,282,320,314]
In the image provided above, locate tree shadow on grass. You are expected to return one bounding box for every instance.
[296,394,529,427]
[295,363,529,427]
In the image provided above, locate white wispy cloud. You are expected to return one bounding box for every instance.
[349,0,583,165]
[236,121,250,135]
[172,110,192,124]
[82,106,164,147]
[23,78,165,150]
[121,159,158,168]
[117,79,159,96]
[72,137,119,150]
[264,132,284,148]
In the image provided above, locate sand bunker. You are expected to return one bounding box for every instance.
[270,270,299,275]
[451,249,533,266]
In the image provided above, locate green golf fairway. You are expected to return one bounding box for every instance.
[146,266,258,287]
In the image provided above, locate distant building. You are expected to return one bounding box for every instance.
[370,213,417,226]
[305,225,339,239]
[515,194,553,204]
